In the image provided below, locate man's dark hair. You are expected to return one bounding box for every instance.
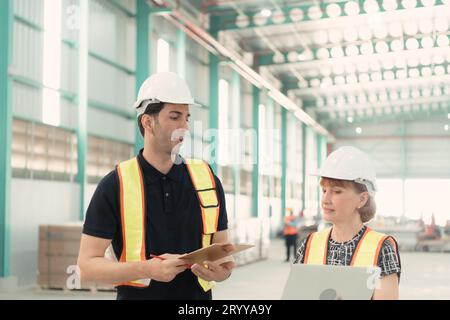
[138,102,165,137]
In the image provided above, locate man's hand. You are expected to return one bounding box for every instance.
[191,259,236,282]
[190,244,236,282]
[143,254,187,282]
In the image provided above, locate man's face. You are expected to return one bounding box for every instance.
[148,103,190,155]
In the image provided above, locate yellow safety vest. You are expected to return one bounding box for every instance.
[304,227,397,267]
[115,157,220,291]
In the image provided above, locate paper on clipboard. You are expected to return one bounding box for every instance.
[180,243,254,265]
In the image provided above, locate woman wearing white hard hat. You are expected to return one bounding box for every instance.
[294,146,401,300]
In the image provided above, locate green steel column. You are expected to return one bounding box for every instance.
[251,86,260,218]
[177,29,186,79]
[0,0,12,278]
[208,16,219,172]
[301,124,307,212]
[231,71,240,220]
[266,96,274,219]
[77,0,88,221]
[316,134,326,216]
[281,108,287,218]
[134,0,151,155]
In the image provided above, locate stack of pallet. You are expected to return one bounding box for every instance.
[37,222,115,291]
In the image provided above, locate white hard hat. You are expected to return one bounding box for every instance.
[312,146,377,195]
[133,72,201,117]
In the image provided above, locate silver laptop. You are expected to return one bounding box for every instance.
[281,264,381,300]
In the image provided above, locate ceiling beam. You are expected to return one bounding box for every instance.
[320,104,450,125]
[256,36,450,67]
[286,73,450,96]
[153,1,335,140]
[212,0,448,31]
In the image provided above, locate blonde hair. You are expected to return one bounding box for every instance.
[320,177,376,223]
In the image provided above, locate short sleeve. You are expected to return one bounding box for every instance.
[378,238,401,279]
[82,170,120,240]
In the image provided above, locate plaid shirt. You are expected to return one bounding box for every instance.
[294,226,401,278]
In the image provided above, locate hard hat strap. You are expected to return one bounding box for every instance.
[354,178,376,196]
[137,98,162,112]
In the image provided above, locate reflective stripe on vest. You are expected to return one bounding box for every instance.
[117,157,148,287]
[185,159,220,292]
[350,228,395,267]
[185,159,219,235]
[304,228,331,265]
[304,227,394,267]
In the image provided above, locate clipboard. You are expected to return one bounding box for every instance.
[180,243,254,265]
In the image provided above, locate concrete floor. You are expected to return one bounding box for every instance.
[1,239,449,300]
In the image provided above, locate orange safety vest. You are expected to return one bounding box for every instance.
[304,227,398,267]
[284,216,298,236]
[115,157,220,291]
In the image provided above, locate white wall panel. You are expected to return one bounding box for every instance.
[88,56,134,108]
[185,38,209,106]
[224,193,235,222]
[12,21,43,82]
[12,82,42,121]
[13,82,77,130]
[59,99,78,129]
[151,16,178,74]
[10,179,80,287]
[235,194,251,220]
[87,108,134,143]
[60,44,78,94]
[89,0,136,82]
[14,0,44,27]
[61,0,81,43]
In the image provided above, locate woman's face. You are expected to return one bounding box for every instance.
[320,180,363,224]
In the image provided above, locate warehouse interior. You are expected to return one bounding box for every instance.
[0,0,449,299]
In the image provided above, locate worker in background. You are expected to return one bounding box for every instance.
[284,208,299,262]
[293,146,401,300]
[418,213,441,241]
[77,72,235,300]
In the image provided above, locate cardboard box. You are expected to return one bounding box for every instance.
[38,256,78,275]
[37,273,97,290]
[37,222,116,291]
[38,239,80,257]
[39,223,83,241]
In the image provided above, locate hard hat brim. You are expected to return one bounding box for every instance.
[310,171,377,194]
[310,171,360,181]
[133,99,202,116]
[133,100,202,109]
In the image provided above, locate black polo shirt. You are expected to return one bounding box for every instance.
[82,150,228,300]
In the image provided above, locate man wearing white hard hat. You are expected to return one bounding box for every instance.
[78,72,235,300]
[293,146,401,300]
